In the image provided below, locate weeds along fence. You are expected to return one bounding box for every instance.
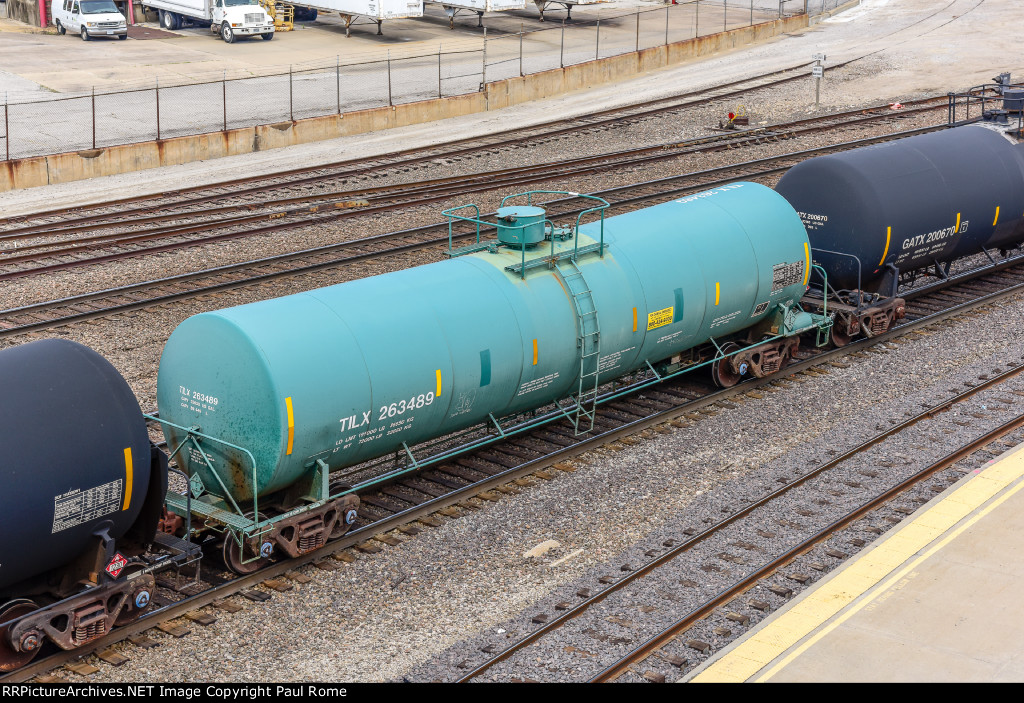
[0,0,850,161]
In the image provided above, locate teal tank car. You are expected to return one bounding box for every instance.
[155,184,829,570]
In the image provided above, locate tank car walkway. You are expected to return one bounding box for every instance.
[683,442,1024,682]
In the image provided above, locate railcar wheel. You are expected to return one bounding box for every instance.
[711,343,743,388]
[222,513,272,575]
[831,323,852,347]
[0,600,40,672]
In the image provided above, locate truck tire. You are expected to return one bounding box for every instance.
[56,20,65,34]
[221,22,234,43]
[118,33,127,39]
[161,10,179,30]
[261,31,273,40]
[80,26,90,40]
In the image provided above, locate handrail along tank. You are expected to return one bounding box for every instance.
[156,183,821,504]
[775,125,1024,294]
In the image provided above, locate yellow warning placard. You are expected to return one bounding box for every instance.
[647,306,674,331]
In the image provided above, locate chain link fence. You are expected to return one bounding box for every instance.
[0,0,843,161]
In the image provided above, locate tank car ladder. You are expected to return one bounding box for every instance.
[554,258,602,435]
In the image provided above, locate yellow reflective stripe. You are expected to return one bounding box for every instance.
[955,212,961,232]
[714,282,720,306]
[435,369,442,397]
[632,307,638,332]
[994,206,1001,226]
[532,339,539,365]
[122,447,133,511]
[878,227,890,267]
[285,396,294,456]
[803,242,811,285]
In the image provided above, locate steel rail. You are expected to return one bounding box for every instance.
[0,96,948,243]
[6,243,1024,683]
[0,123,953,324]
[456,358,1024,682]
[0,62,833,227]
[0,101,947,277]
[591,406,1024,682]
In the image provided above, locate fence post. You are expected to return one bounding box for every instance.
[91,86,96,150]
[595,14,599,61]
[438,45,442,98]
[3,93,8,163]
[635,10,639,52]
[289,65,294,121]
[724,0,727,32]
[665,5,669,45]
[516,23,524,76]
[695,0,699,38]
[336,55,341,115]
[155,77,161,141]
[481,27,487,88]
[560,19,565,68]
[387,50,393,107]
[750,0,753,25]
[222,71,227,132]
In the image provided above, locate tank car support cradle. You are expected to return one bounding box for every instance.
[150,416,361,574]
[2,572,155,666]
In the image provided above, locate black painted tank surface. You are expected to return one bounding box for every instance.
[775,126,1024,293]
[0,340,152,590]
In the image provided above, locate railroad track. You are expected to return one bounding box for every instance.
[0,60,868,230]
[0,123,959,339]
[453,361,1024,681]
[6,229,1024,683]
[0,98,949,280]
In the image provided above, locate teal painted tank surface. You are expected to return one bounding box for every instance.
[157,183,814,503]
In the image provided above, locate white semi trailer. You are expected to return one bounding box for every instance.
[288,0,422,35]
[424,0,524,28]
[143,0,276,42]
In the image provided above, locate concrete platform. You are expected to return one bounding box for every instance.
[685,441,1024,683]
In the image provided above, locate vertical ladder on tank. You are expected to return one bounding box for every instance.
[554,258,602,435]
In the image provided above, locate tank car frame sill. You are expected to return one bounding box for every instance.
[295,294,832,500]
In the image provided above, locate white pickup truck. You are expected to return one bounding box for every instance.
[143,0,275,42]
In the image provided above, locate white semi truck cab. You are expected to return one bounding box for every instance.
[146,0,274,42]
[210,0,275,42]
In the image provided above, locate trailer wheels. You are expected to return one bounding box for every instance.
[261,31,273,40]
[161,9,179,30]
[221,22,234,43]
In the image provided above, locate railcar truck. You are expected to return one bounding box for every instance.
[143,0,275,42]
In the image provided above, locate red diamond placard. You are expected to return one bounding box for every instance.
[106,553,128,579]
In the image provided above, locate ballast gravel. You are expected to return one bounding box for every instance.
[70,284,1024,683]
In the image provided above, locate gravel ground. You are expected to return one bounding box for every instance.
[7,0,1024,684]
[0,87,944,314]
[67,280,1024,683]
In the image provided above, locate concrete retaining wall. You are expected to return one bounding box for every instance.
[0,13,808,192]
